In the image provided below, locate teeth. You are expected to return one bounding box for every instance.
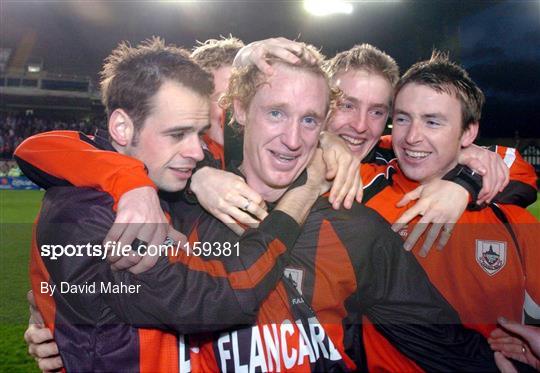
[170,167,191,172]
[271,150,297,161]
[405,149,430,158]
[341,135,364,145]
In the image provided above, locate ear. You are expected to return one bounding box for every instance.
[233,99,247,128]
[460,122,479,147]
[108,109,135,147]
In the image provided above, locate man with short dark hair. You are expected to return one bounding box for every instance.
[360,51,540,372]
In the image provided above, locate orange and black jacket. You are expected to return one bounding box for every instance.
[26,131,302,372]
[167,172,499,372]
[15,131,533,371]
[359,160,539,372]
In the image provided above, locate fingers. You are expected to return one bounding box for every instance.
[24,324,53,345]
[437,223,455,250]
[491,156,509,199]
[103,223,125,260]
[37,355,64,372]
[251,48,275,75]
[497,317,539,344]
[166,226,187,247]
[27,289,36,307]
[494,352,518,373]
[126,253,160,275]
[329,156,356,210]
[237,187,268,220]
[107,224,142,269]
[28,290,45,325]
[418,223,443,257]
[343,168,361,209]
[225,204,262,228]
[392,203,424,233]
[29,338,59,359]
[490,327,512,339]
[245,38,306,75]
[213,212,246,235]
[355,168,364,204]
[396,186,423,208]
[402,216,430,252]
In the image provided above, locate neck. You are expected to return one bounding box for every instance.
[419,160,459,185]
[239,163,288,203]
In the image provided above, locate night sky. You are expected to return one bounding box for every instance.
[2,0,539,138]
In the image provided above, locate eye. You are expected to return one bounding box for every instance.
[369,109,387,118]
[426,120,441,127]
[268,110,284,120]
[302,116,318,128]
[170,132,186,140]
[338,101,355,111]
[394,115,409,125]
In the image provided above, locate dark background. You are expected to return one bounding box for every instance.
[2,0,539,138]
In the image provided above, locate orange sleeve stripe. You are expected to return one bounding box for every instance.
[168,237,287,290]
[14,131,155,209]
[30,219,57,337]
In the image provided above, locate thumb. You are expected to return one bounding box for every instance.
[498,317,536,342]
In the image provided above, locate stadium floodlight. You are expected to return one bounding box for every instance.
[27,64,41,73]
[304,0,353,16]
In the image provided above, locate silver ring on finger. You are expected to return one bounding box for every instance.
[242,198,251,211]
[442,225,453,235]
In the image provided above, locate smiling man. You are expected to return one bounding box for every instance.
[359,51,540,372]
[392,82,480,182]
[325,43,398,161]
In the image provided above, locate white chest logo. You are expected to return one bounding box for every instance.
[476,240,507,276]
[284,267,304,295]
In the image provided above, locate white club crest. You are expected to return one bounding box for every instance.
[476,240,507,275]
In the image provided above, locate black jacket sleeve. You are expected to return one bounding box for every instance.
[37,186,300,334]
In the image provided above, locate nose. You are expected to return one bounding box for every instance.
[183,134,205,162]
[281,121,302,150]
[351,110,368,133]
[405,121,423,145]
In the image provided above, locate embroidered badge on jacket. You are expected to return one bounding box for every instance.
[476,240,507,275]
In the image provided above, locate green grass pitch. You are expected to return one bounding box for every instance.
[1,189,539,371]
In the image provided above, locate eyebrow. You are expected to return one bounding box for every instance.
[263,103,325,121]
[343,96,389,110]
[161,123,211,135]
[393,109,449,122]
[393,109,410,117]
[422,113,448,121]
